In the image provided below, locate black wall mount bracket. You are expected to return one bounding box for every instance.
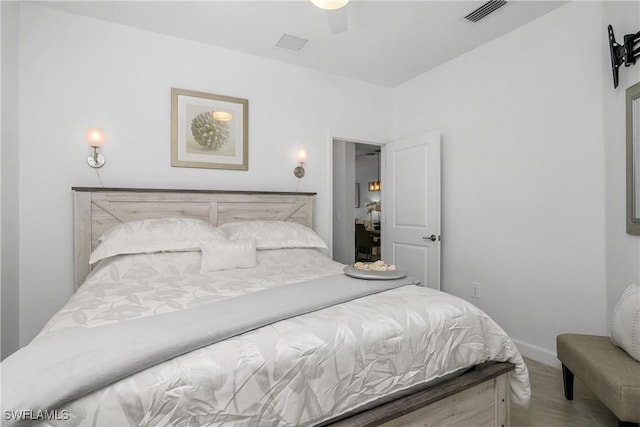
[608,25,640,89]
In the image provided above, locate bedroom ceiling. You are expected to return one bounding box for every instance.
[34,0,567,87]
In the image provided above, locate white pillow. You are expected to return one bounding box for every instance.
[89,218,224,264]
[220,221,327,250]
[200,239,257,273]
[610,284,640,362]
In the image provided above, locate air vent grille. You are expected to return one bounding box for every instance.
[464,0,507,23]
[275,33,309,52]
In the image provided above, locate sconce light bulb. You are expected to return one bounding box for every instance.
[86,128,105,148]
[296,149,308,163]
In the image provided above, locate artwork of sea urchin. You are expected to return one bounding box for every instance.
[191,112,230,150]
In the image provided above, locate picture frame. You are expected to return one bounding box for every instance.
[627,81,640,234]
[171,88,248,170]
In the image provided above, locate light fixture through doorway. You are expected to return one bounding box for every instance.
[368,150,381,192]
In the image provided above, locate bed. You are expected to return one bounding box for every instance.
[2,187,530,427]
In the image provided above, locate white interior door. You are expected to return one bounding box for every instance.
[382,132,441,289]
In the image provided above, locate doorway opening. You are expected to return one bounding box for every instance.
[331,139,383,265]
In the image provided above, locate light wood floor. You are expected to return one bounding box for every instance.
[511,357,619,426]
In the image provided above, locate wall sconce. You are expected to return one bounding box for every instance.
[294,148,307,178]
[86,128,105,168]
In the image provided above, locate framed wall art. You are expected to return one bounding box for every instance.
[171,88,248,170]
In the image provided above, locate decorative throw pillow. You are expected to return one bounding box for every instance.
[220,220,327,250]
[89,218,224,264]
[610,284,640,362]
[200,239,257,273]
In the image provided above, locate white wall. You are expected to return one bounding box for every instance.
[1,0,21,359]
[392,1,626,365]
[602,2,640,323]
[16,3,392,345]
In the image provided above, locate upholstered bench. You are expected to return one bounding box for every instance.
[557,334,640,427]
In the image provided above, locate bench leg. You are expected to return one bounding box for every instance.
[561,363,574,400]
[618,421,639,427]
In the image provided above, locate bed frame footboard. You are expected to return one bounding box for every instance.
[329,362,514,427]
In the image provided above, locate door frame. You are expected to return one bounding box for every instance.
[326,132,387,260]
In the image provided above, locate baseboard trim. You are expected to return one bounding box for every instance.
[511,338,561,368]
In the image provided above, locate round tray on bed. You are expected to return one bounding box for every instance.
[343,265,407,280]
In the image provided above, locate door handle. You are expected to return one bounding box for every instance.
[423,235,437,242]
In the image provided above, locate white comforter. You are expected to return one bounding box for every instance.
[31,248,530,426]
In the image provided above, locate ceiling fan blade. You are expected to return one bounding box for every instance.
[326,7,348,34]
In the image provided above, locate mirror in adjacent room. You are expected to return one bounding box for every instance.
[627,81,640,235]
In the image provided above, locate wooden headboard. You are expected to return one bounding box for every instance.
[72,187,316,289]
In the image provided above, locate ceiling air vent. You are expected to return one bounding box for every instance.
[275,33,309,52]
[464,0,507,23]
